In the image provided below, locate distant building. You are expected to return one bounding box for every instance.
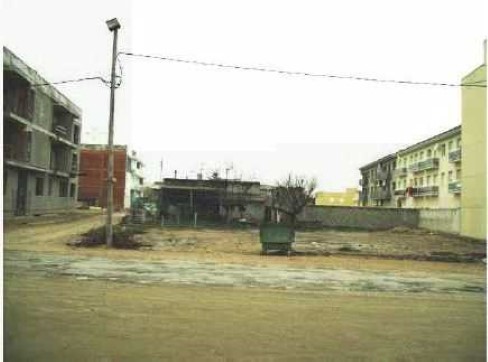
[77,145,144,210]
[393,126,462,209]
[359,154,396,207]
[156,178,271,224]
[460,46,486,240]
[315,188,359,206]
[3,47,82,216]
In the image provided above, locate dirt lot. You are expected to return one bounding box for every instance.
[3,214,486,361]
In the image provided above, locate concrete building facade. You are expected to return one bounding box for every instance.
[359,154,396,207]
[3,47,82,216]
[77,145,144,210]
[394,126,462,209]
[315,188,359,206]
[460,53,486,240]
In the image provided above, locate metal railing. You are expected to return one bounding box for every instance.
[408,158,439,172]
[394,189,406,196]
[448,149,461,163]
[448,181,461,194]
[376,169,390,180]
[412,186,439,197]
[393,167,407,178]
[371,188,391,200]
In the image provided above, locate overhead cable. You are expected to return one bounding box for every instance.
[119,51,486,88]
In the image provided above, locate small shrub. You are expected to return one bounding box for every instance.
[70,225,150,249]
[338,245,359,252]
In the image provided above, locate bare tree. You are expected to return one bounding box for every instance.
[272,174,317,225]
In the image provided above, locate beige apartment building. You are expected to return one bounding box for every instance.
[393,126,462,209]
[460,49,486,240]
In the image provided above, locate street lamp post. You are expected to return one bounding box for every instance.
[105,18,121,247]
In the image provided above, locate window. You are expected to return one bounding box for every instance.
[456,169,461,180]
[457,138,461,149]
[414,178,418,186]
[59,179,68,197]
[440,144,446,157]
[35,177,44,196]
[427,149,432,158]
[419,151,424,160]
[448,171,453,181]
[426,176,431,185]
[26,131,33,162]
[70,183,76,198]
[419,177,423,187]
[448,141,453,151]
[48,177,53,196]
[433,174,437,185]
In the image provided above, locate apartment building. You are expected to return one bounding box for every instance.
[460,50,486,240]
[3,47,82,216]
[359,154,396,207]
[315,188,359,206]
[77,145,144,210]
[393,126,462,209]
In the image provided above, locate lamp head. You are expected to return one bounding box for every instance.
[106,18,121,31]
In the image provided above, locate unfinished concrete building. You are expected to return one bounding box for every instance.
[157,178,272,225]
[3,47,82,216]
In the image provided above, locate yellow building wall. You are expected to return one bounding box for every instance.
[315,188,359,206]
[461,63,487,240]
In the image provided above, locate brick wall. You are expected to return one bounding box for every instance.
[78,148,126,210]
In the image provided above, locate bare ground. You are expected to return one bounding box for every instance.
[3,214,486,361]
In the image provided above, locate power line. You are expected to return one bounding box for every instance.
[30,76,110,87]
[119,51,486,88]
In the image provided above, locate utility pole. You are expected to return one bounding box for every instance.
[160,158,164,181]
[105,18,121,247]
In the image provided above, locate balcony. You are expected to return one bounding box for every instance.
[408,158,439,173]
[3,72,35,121]
[394,189,406,196]
[371,188,391,200]
[412,186,439,197]
[449,149,462,163]
[448,181,461,194]
[4,144,30,163]
[53,124,69,138]
[393,167,407,178]
[376,169,390,181]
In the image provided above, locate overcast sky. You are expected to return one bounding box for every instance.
[3,0,486,190]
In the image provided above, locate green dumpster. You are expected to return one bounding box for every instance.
[259,223,295,255]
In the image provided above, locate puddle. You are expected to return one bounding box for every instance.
[4,250,485,295]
